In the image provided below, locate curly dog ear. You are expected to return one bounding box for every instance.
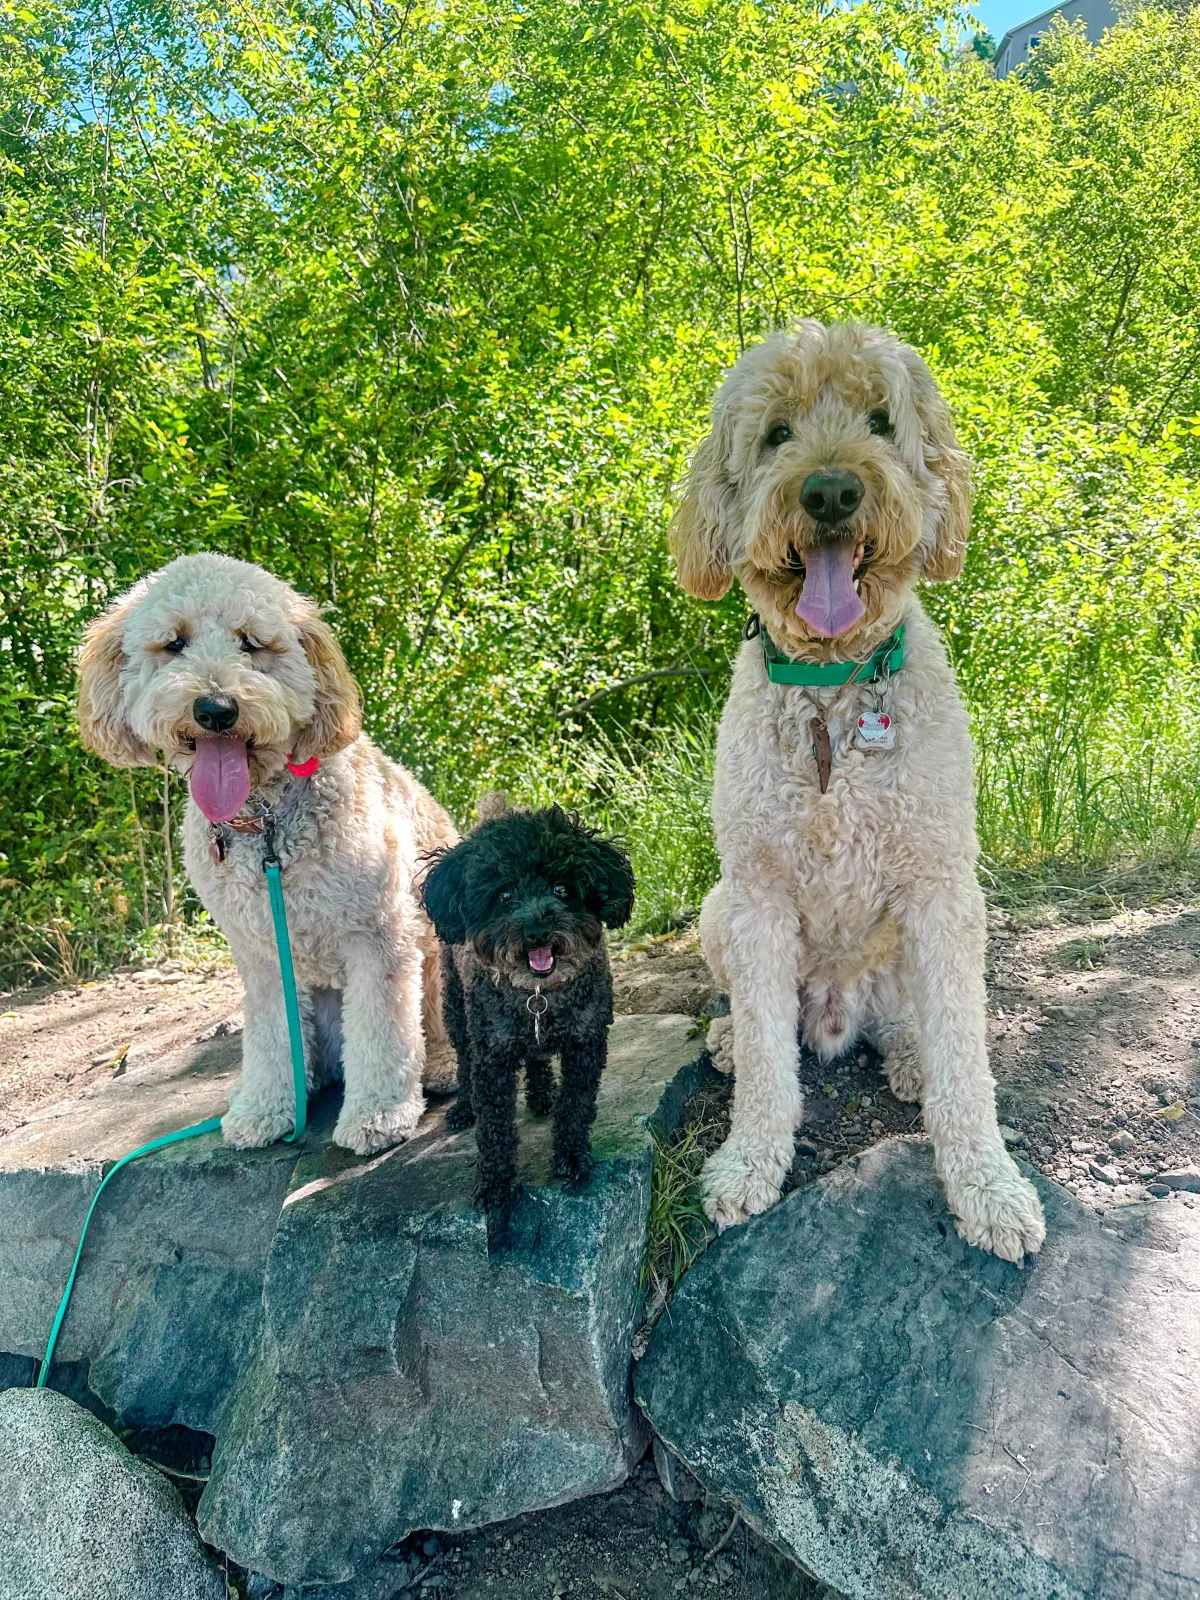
[669,404,737,601]
[420,843,472,946]
[290,602,363,762]
[77,586,156,767]
[578,835,635,929]
[905,352,972,583]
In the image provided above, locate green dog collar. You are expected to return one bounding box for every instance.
[745,615,906,687]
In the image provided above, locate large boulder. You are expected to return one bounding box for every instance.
[0,1386,224,1600]
[199,1014,707,1585]
[0,1014,708,1589]
[636,1137,1200,1600]
[0,1030,297,1434]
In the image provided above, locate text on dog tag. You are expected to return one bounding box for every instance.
[856,709,895,750]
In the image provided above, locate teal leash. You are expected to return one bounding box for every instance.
[264,826,307,1144]
[36,819,307,1387]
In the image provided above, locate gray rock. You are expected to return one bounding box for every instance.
[193,1014,705,1585]
[1156,1165,1200,1193]
[636,1138,1200,1600]
[0,1030,299,1433]
[0,1386,223,1600]
[2,1013,706,1592]
[1088,1160,1121,1184]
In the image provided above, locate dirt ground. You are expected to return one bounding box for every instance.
[3,889,1199,1600]
[0,961,242,1138]
[362,1461,828,1600]
[614,895,1200,1212]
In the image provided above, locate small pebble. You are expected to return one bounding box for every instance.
[1048,1060,1064,1074]
[1147,1184,1172,1198]
[1108,1131,1135,1154]
[1113,1110,1128,1126]
[1089,1162,1121,1185]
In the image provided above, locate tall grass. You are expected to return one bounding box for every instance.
[517,698,1200,940]
[512,721,721,937]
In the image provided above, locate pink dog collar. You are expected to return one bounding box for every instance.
[285,754,321,777]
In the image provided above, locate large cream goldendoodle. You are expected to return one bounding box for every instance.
[672,320,1045,1263]
[78,554,458,1154]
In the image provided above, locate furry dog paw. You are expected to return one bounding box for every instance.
[446,1096,476,1131]
[706,1014,735,1075]
[551,1148,593,1184]
[701,1141,784,1230]
[222,1102,298,1148]
[422,1043,460,1097]
[882,1044,923,1104]
[946,1151,1046,1264]
[334,1097,424,1155]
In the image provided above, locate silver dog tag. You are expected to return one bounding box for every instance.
[855,709,896,750]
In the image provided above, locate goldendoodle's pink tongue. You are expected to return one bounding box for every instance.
[528,947,555,974]
[190,737,251,823]
[795,541,865,639]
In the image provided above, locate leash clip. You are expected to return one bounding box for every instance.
[261,809,279,870]
[742,613,761,641]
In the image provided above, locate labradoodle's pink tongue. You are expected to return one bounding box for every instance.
[795,541,865,639]
[528,947,555,974]
[190,738,251,824]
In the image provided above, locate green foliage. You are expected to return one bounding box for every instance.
[2,0,1200,982]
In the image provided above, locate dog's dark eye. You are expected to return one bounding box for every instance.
[499,889,513,903]
[867,409,893,437]
[552,883,568,900]
[764,422,792,449]
[239,637,259,654]
[164,636,187,654]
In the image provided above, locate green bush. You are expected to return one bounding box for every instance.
[3,0,1200,983]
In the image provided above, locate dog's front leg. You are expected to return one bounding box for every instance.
[334,937,426,1155]
[551,1034,606,1182]
[473,1042,521,1218]
[901,878,1045,1264]
[222,939,314,1148]
[700,877,803,1229]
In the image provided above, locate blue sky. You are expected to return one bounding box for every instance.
[970,0,1045,43]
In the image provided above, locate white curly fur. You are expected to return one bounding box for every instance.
[675,322,1045,1264]
[78,554,458,1155]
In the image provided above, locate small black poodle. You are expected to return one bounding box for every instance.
[420,802,635,1217]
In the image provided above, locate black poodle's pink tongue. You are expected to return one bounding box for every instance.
[795,540,865,639]
[190,737,251,824]
[528,947,555,974]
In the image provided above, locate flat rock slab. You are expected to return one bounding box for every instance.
[636,1138,1200,1600]
[0,1014,706,1588]
[0,1386,224,1600]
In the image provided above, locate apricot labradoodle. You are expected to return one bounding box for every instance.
[671,319,1044,1264]
[78,553,458,1155]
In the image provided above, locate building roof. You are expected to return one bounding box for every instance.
[995,0,1076,61]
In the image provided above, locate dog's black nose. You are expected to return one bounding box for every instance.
[800,470,864,526]
[193,694,239,733]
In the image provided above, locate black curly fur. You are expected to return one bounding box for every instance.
[420,806,634,1222]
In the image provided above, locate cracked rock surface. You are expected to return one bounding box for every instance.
[635,1137,1200,1600]
[0,1013,706,1589]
